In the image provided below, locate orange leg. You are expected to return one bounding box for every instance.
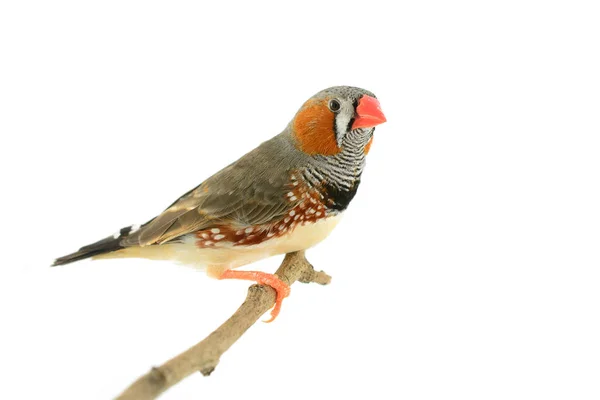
[218,270,291,323]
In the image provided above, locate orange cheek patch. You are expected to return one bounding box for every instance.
[293,99,340,155]
[364,137,374,155]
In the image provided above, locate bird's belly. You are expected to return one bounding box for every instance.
[101,214,342,269]
[190,214,342,268]
[263,213,342,258]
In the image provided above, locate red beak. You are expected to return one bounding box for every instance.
[351,95,387,130]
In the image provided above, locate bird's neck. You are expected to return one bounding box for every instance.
[301,128,373,211]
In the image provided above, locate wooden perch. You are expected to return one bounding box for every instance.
[116,251,331,400]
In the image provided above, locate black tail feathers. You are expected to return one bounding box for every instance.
[52,235,124,266]
[51,225,139,266]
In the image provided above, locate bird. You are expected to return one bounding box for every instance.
[52,86,387,321]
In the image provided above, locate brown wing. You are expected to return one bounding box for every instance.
[122,133,303,247]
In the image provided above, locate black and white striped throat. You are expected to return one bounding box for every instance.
[304,128,373,193]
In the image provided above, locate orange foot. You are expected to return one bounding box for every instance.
[218,270,291,323]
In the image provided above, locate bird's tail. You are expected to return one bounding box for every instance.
[51,225,138,266]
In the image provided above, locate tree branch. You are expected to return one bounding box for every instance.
[116,251,331,400]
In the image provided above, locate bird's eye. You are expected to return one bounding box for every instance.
[328,99,341,112]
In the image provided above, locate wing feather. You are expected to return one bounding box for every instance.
[122,133,305,247]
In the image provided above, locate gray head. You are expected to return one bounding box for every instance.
[291,86,386,156]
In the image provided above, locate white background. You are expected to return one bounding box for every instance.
[1,1,599,399]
